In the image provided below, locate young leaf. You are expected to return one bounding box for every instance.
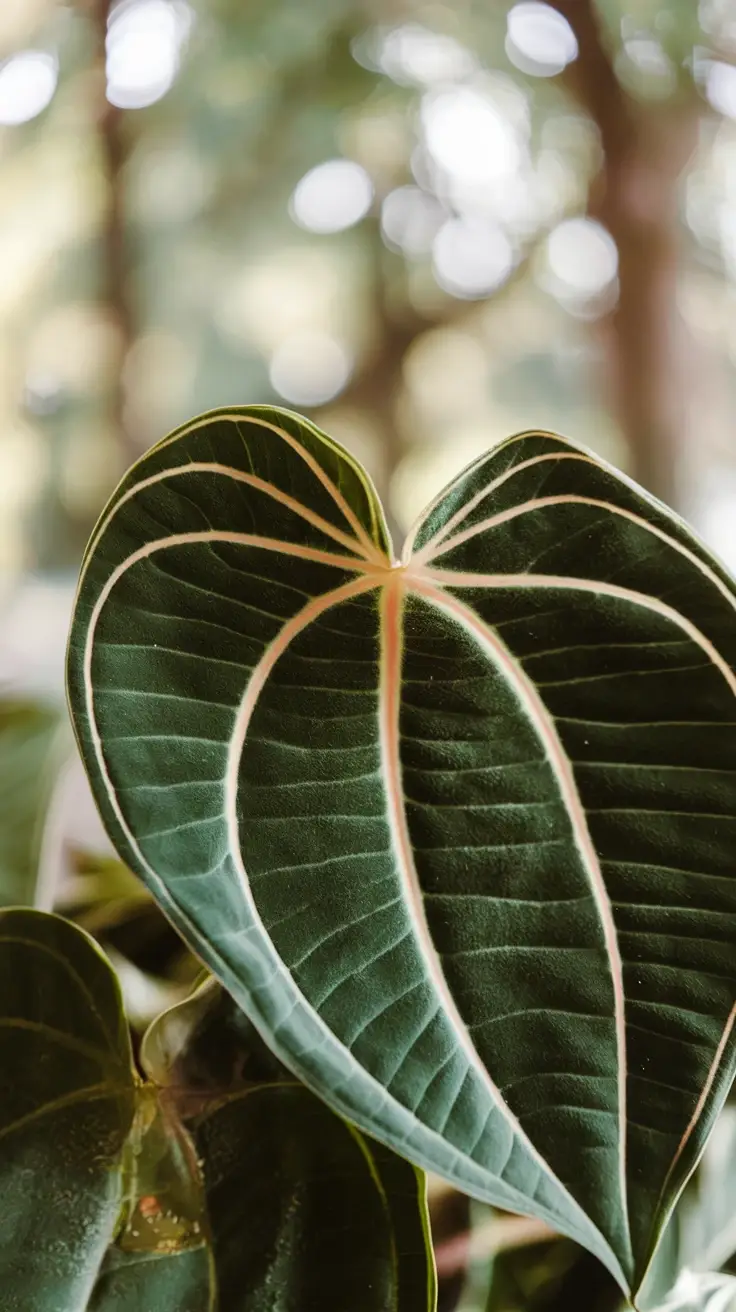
[67,405,736,1299]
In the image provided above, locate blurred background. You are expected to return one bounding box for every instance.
[2,2,736,1308]
[2,0,736,695]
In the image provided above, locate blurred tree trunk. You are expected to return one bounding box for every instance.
[557,0,698,511]
[90,0,137,470]
[33,1,136,568]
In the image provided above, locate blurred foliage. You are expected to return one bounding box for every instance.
[0,696,198,1032]
[481,1238,620,1312]
[1,0,736,582]
[0,698,62,905]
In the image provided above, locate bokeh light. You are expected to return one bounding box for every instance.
[268,333,353,405]
[543,216,618,304]
[505,3,578,78]
[404,327,489,420]
[421,85,521,186]
[621,36,675,96]
[106,0,193,109]
[377,24,476,86]
[706,62,736,120]
[218,248,346,353]
[290,159,374,234]
[381,186,445,257]
[0,51,57,126]
[433,218,514,299]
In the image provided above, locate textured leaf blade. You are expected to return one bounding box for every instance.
[67,408,736,1297]
[411,431,736,1282]
[68,408,604,1274]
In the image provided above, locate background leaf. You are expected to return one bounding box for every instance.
[87,1247,214,1312]
[0,909,435,1309]
[143,979,437,1312]
[0,701,63,906]
[650,1271,736,1312]
[0,908,137,1307]
[638,1106,736,1310]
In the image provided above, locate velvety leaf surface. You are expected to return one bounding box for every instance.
[67,405,736,1298]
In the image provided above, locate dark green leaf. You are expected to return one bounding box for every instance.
[67,406,736,1299]
[0,908,137,1307]
[87,1248,215,1312]
[0,910,433,1309]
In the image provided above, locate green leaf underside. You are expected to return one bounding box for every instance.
[67,404,736,1297]
[0,911,432,1310]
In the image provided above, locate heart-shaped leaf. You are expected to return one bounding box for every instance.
[0,907,433,1309]
[67,405,736,1299]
